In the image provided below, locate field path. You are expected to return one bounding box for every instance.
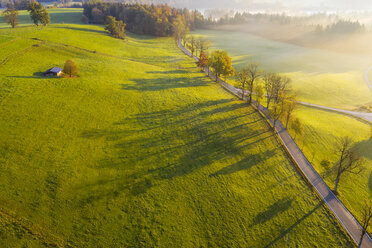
[178,40,372,247]
[298,101,372,123]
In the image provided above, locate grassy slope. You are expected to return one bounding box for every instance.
[191,28,372,230]
[0,11,353,247]
[192,29,372,110]
[286,106,372,231]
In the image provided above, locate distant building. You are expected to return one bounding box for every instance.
[43,67,63,77]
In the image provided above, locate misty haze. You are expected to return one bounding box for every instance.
[0,0,371,248]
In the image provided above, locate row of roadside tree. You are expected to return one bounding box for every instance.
[182,34,368,201]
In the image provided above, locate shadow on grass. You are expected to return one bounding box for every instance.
[121,76,210,91]
[210,149,276,177]
[253,197,293,226]
[6,71,60,79]
[353,138,372,160]
[147,69,190,74]
[80,98,277,199]
[55,26,107,34]
[263,201,324,248]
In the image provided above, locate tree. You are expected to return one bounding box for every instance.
[40,8,50,26]
[208,50,235,82]
[91,7,104,24]
[63,60,78,78]
[196,52,208,72]
[236,68,249,100]
[28,2,49,26]
[105,16,126,39]
[246,63,262,104]
[254,84,264,108]
[284,95,297,129]
[3,7,18,28]
[198,37,210,55]
[333,137,365,194]
[263,73,276,109]
[173,14,187,42]
[358,200,372,248]
[291,118,303,140]
[186,35,196,57]
[271,94,285,127]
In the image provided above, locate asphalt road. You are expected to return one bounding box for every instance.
[178,40,372,247]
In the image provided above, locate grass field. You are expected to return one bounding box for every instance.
[0,8,83,28]
[0,10,354,247]
[192,29,372,110]
[191,29,372,232]
[286,106,372,231]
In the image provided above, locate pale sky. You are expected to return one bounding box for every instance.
[176,0,372,11]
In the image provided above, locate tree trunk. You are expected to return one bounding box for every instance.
[285,113,290,129]
[358,231,365,248]
[266,98,270,109]
[248,81,254,104]
[242,82,245,100]
[334,173,341,194]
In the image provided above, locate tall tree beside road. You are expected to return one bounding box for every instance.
[187,35,196,57]
[358,200,372,248]
[196,52,209,72]
[208,50,235,82]
[246,63,262,104]
[263,73,276,109]
[236,68,249,100]
[333,137,365,194]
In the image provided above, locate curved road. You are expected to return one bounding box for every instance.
[178,40,372,247]
[364,66,372,92]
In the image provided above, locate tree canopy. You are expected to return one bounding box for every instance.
[208,50,235,81]
[83,2,208,37]
[63,60,78,78]
[105,16,126,39]
[28,1,50,26]
[3,7,18,28]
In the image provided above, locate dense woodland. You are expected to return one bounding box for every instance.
[83,2,211,36]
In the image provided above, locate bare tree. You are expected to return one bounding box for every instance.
[334,137,365,194]
[246,63,262,104]
[284,95,297,129]
[263,73,275,109]
[358,200,372,248]
[236,68,249,100]
[186,35,196,57]
[198,37,210,55]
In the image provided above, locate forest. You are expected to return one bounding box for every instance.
[83,2,211,36]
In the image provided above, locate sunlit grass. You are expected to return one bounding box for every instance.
[0,10,354,247]
[287,105,372,231]
[192,29,372,110]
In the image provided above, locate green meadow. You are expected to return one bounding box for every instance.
[287,106,372,231]
[0,9,353,247]
[192,29,372,110]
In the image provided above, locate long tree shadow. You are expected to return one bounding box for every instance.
[55,26,107,34]
[121,76,211,91]
[263,201,324,248]
[353,138,372,160]
[210,149,276,177]
[79,98,277,199]
[252,197,293,226]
